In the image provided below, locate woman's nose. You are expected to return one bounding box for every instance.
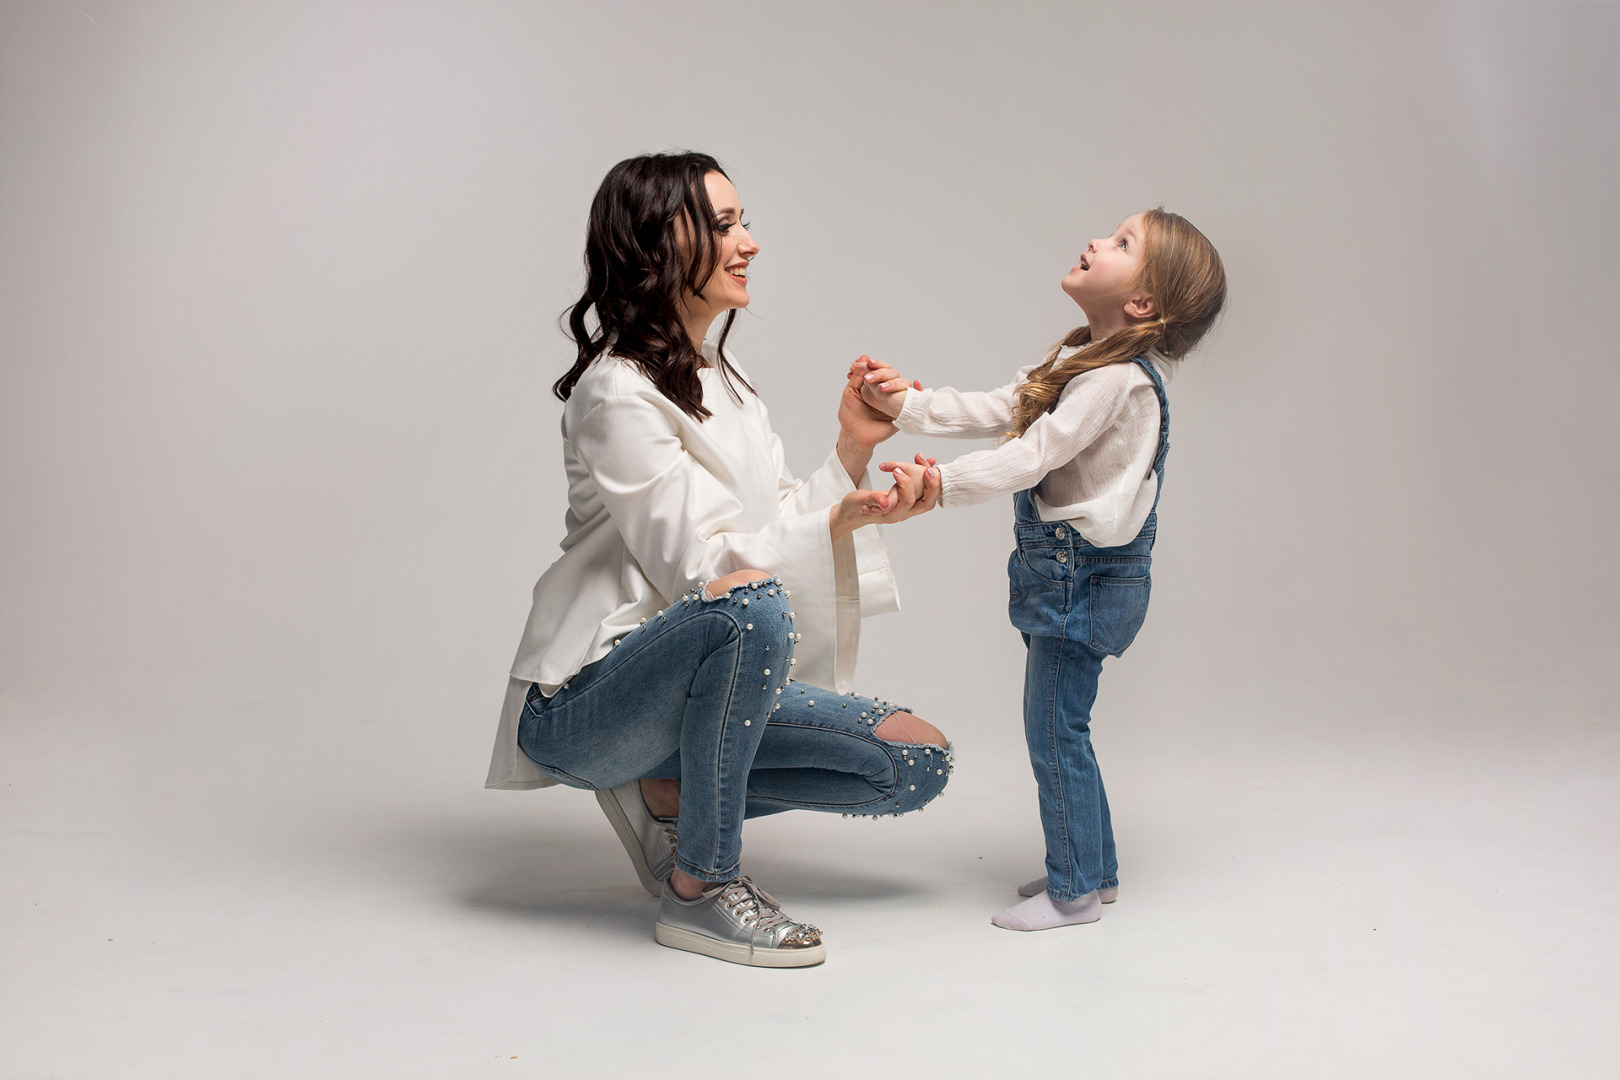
[738,228,760,257]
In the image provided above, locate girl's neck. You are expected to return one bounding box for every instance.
[1082,306,1128,345]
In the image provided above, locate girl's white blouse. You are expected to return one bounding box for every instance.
[895,352,1175,547]
[486,350,899,790]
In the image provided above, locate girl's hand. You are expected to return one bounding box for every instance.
[877,456,941,521]
[847,355,921,420]
[828,453,940,537]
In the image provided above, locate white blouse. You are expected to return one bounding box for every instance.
[895,351,1174,547]
[486,349,899,790]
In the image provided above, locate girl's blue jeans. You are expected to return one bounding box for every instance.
[1010,503,1154,903]
[516,577,951,884]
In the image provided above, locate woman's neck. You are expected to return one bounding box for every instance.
[681,307,719,354]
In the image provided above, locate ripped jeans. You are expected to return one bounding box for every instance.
[517,577,952,884]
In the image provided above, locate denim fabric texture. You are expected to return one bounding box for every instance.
[517,577,949,884]
[1008,355,1168,902]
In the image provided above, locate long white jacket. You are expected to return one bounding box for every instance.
[486,350,899,790]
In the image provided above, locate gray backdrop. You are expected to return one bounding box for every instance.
[2,1,1615,745]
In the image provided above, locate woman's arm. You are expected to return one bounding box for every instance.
[572,390,932,599]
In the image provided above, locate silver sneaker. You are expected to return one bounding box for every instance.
[595,781,677,897]
[655,876,826,968]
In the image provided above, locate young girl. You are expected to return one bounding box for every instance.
[855,208,1226,930]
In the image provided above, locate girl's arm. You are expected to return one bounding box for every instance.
[850,355,1031,439]
[918,363,1142,510]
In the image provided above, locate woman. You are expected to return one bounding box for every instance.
[485,152,950,967]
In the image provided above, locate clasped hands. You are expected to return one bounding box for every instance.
[830,355,937,537]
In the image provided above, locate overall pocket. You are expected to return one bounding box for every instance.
[1008,546,1071,638]
[1088,573,1151,656]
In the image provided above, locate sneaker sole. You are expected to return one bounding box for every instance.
[655,923,827,968]
[595,788,665,898]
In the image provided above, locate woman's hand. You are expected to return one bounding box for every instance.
[836,359,901,484]
[848,355,921,420]
[829,452,941,539]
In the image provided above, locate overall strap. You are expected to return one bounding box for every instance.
[1129,355,1170,512]
[1011,486,1042,525]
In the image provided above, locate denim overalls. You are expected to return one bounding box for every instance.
[1006,355,1168,902]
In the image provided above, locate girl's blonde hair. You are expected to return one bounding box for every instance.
[1008,208,1227,438]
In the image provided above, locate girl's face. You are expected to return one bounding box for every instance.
[1060,212,1152,322]
[683,172,759,329]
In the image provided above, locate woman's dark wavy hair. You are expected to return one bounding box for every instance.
[553,152,753,420]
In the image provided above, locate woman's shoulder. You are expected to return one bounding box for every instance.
[566,354,676,414]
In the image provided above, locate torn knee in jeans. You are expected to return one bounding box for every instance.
[701,568,774,602]
[874,711,947,748]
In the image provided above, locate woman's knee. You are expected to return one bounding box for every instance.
[696,572,795,657]
[885,738,953,814]
[874,711,947,748]
[702,568,773,600]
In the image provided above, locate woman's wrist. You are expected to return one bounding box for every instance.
[828,501,861,541]
[835,433,873,486]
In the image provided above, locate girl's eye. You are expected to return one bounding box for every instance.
[1117,238,1127,250]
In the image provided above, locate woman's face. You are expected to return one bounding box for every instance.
[685,172,759,326]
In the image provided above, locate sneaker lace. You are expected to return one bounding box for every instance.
[717,875,795,935]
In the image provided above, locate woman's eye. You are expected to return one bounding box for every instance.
[740,220,751,231]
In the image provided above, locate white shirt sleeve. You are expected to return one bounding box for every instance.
[766,418,900,623]
[893,365,1036,439]
[927,364,1139,510]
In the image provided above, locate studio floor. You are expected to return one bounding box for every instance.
[2,688,1615,1079]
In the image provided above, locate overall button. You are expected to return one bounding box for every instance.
[1054,527,1066,540]
[1055,550,1068,563]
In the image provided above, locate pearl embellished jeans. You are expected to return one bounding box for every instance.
[516,577,951,884]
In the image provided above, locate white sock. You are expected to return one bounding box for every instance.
[991,890,1101,931]
[1017,875,1048,897]
[1018,875,1119,903]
